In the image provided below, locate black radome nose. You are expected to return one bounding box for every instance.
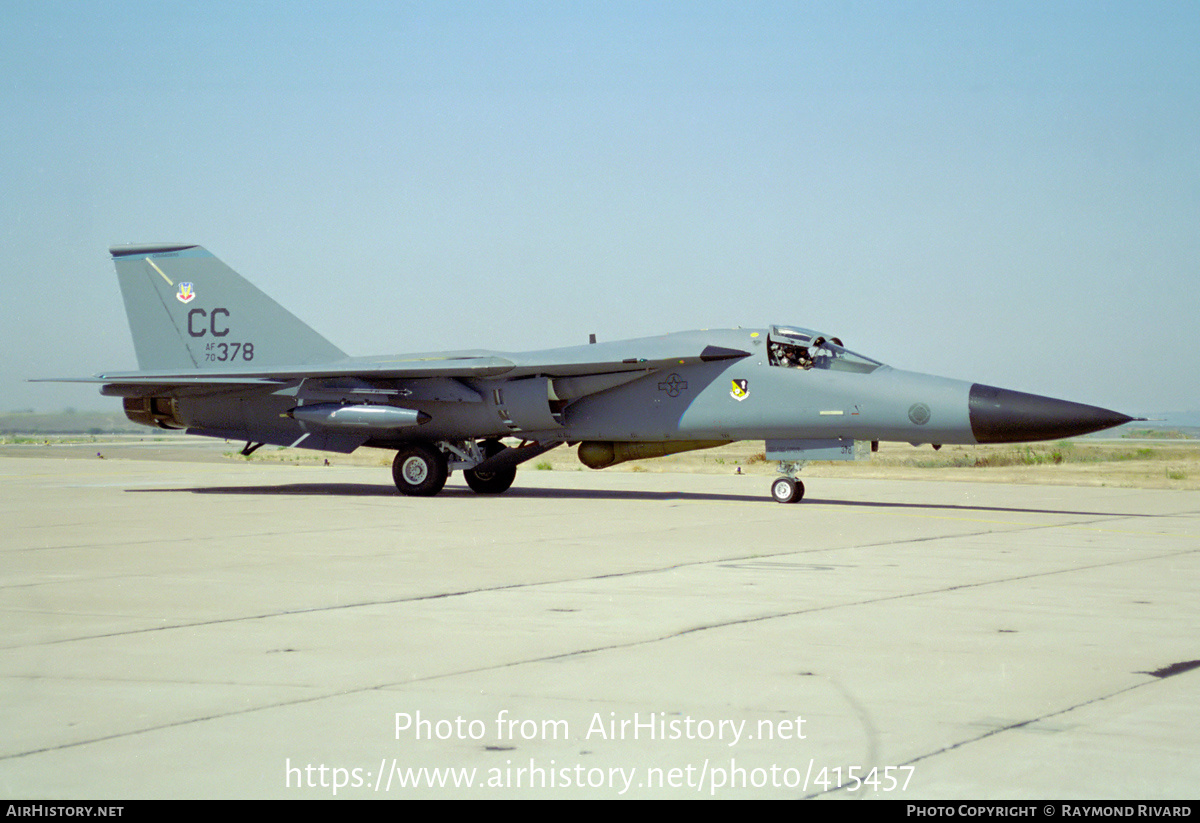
[969,384,1135,443]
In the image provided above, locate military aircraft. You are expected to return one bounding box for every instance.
[49,244,1136,502]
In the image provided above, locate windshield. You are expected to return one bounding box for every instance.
[768,325,882,374]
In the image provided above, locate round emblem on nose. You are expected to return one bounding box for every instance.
[908,403,931,425]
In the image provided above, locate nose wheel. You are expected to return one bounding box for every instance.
[771,476,805,504]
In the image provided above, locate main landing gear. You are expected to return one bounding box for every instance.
[462,439,516,495]
[392,443,448,496]
[391,439,542,497]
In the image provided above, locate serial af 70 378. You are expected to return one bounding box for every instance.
[46,244,1137,503]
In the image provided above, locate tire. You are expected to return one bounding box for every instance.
[392,443,448,496]
[464,439,516,495]
[771,477,804,504]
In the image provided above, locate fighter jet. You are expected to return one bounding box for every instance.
[49,244,1136,502]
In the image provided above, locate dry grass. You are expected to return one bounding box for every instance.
[6,433,1196,491]
[505,438,1200,491]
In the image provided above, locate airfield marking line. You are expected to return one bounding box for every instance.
[6,506,1191,643]
[803,675,1167,800]
[5,541,1196,763]
[1,520,419,556]
[879,513,1199,540]
[800,504,1200,539]
[10,544,1197,764]
[659,546,1200,641]
[1063,525,1200,538]
[640,496,1196,536]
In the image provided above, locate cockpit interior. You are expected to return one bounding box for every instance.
[767,325,882,374]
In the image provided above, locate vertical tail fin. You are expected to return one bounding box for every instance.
[110,244,346,371]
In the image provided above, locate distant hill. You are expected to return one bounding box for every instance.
[0,411,144,435]
[1153,411,1200,429]
[1108,411,1199,440]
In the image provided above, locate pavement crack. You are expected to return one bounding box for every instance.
[802,668,1196,798]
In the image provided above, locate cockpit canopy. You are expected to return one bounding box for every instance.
[768,325,882,374]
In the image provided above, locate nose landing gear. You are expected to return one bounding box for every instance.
[770,460,806,503]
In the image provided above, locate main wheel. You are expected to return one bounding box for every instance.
[392,444,448,496]
[464,439,516,495]
[771,477,805,503]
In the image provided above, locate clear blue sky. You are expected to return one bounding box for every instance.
[4,1,1197,414]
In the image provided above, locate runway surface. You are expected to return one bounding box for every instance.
[2,453,1198,798]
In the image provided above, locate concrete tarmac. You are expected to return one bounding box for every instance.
[2,453,1198,798]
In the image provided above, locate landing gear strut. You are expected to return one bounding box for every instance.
[391,439,554,496]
